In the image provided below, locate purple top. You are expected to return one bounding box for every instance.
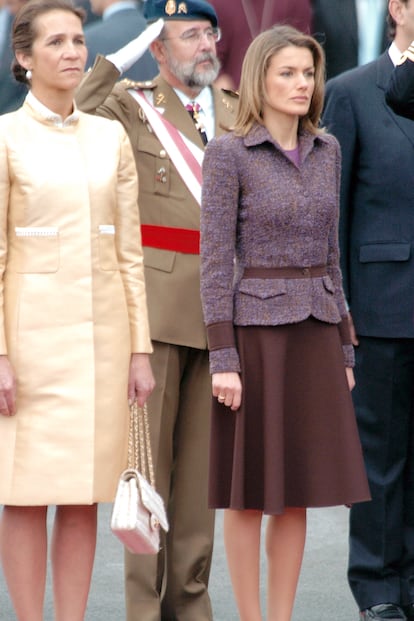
[283,145,300,167]
[200,123,353,373]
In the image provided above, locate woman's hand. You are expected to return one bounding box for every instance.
[212,372,242,411]
[128,353,155,408]
[0,355,17,416]
[346,367,355,391]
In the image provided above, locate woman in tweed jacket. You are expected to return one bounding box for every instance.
[200,26,370,621]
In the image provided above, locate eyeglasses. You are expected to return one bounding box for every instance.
[161,27,221,45]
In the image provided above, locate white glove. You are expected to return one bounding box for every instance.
[106,18,164,75]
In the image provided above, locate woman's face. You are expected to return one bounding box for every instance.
[263,45,315,122]
[22,9,87,97]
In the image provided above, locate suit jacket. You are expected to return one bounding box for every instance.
[200,125,352,374]
[312,0,388,79]
[385,56,414,118]
[323,51,414,338]
[84,5,157,81]
[75,56,238,349]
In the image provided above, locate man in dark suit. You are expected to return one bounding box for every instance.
[312,0,388,79]
[323,1,414,619]
[84,0,157,80]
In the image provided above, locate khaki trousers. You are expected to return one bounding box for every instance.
[125,341,214,621]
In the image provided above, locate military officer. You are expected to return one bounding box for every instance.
[75,1,238,619]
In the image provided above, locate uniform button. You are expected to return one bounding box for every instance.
[160,149,167,158]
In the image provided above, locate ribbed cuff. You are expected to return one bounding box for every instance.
[338,316,352,345]
[207,321,236,351]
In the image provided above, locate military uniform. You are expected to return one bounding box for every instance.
[76,54,237,620]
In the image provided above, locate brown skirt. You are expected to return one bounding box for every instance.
[208,318,370,515]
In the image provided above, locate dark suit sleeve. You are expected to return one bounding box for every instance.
[322,80,358,302]
[385,58,414,119]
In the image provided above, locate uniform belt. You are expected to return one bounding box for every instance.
[141,224,200,254]
[243,265,327,279]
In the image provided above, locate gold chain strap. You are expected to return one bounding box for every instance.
[127,402,155,488]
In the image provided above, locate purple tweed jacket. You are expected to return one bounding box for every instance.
[200,123,353,373]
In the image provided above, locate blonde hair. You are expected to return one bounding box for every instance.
[233,24,326,136]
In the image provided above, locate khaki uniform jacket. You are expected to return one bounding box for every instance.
[76,56,238,349]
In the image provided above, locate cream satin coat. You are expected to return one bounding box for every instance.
[0,100,152,505]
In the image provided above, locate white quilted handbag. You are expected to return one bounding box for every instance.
[111,402,169,554]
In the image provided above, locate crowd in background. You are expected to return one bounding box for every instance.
[0,0,389,114]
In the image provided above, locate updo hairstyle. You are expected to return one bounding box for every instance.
[12,0,85,85]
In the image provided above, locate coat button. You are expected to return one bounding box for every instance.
[160,149,167,158]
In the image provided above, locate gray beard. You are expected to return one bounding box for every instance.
[167,52,221,88]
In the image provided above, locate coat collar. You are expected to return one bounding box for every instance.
[24,91,80,127]
[243,122,330,163]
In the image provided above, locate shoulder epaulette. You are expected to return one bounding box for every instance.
[221,88,239,98]
[121,78,157,90]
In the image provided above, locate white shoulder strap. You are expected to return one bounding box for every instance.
[128,88,204,206]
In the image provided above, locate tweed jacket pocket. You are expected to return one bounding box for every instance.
[237,278,287,299]
[234,278,288,325]
[322,275,335,293]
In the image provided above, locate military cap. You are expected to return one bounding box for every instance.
[144,0,218,28]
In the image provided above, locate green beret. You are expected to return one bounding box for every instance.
[144,0,218,28]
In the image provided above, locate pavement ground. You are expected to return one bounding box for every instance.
[0,504,358,620]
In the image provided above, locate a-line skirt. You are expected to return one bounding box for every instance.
[208,317,371,515]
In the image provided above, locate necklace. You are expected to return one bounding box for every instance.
[240,0,274,39]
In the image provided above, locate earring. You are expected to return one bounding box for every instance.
[26,69,32,80]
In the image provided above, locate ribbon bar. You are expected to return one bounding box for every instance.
[141,224,200,254]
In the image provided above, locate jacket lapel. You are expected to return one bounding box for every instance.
[152,76,206,147]
[148,78,237,144]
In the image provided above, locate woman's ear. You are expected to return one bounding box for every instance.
[15,51,32,71]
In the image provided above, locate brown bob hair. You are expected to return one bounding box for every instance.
[12,0,85,86]
[233,24,326,136]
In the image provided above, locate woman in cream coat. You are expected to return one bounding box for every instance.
[0,1,154,619]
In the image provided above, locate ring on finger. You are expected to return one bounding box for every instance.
[218,395,225,402]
